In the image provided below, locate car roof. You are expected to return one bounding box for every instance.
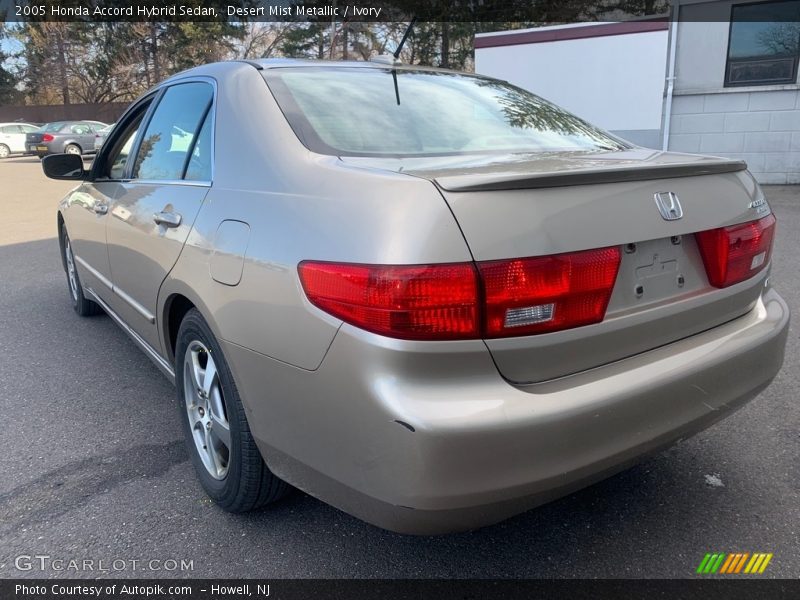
[167,58,465,81]
[251,58,391,69]
[250,58,461,74]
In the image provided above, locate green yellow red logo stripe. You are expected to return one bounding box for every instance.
[696,552,773,574]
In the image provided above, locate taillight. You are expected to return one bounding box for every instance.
[695,214,776,288]
[42,133,54,142]
[297,261,479,340]
[478,247,621,337]
[299,247,621,340]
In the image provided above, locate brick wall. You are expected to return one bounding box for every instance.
[0,103,129,126]
[667,89,800,184]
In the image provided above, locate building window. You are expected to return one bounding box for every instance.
[725,0,800,87]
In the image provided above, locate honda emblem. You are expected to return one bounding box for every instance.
[654,192,683,221]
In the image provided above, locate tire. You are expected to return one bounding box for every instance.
[64,144,81,155]
[0,144,9,159]
[176,308,290,512]
[61,225,103,317]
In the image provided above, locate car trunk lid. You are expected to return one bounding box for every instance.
[340,149,772,383]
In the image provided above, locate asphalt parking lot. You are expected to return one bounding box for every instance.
[0,155,797,579]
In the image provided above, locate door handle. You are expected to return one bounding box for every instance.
[153,211,182,228]
[93,203,108,215]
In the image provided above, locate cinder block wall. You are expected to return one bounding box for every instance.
[668,90,800,184]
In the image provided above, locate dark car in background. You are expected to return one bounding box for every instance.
[26,121,105,157]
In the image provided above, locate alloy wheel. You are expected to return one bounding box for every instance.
[183,340,231,480]
[64,238,79,301]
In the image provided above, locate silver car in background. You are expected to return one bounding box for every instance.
[93,123,116,152]
[27,120,105,157]
[45,59,789,534]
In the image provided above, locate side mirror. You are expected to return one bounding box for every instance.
[42,153,85,180]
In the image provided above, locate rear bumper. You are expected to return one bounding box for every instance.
[227,287,789,534]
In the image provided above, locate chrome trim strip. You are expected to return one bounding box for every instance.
[112,285,156,324]
[73,254,112,290]
[85,287,175,384]
[116,179,211,188]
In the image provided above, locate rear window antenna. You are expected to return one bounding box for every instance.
[370,17,417,68]
[394,17,417,59]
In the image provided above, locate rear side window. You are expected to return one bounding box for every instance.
[133,82,213,181]
[71,124,91,134]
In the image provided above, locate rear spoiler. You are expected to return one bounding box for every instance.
[434,159,747,192]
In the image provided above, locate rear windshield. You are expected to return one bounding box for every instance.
[263,67,627,157]
[42,122,66,133]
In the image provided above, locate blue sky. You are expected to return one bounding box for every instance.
[1,18,22,73]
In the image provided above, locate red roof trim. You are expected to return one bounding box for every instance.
[475,19,669,49]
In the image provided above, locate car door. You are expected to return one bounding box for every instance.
[79,123,97,150]
[104,80,214,351]
[63,100,156,299]
[68,123,93,153]
[0,125,14,154]
[0,124,25,153]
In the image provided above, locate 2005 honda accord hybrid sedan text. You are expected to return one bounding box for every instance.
[44,59,789,534]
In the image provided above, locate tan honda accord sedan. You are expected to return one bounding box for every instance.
[44,59,789,534]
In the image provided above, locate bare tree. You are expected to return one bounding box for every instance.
[757,22,800,56]
[236,22,293,59]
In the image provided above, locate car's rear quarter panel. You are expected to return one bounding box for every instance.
[159,63,474,370]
